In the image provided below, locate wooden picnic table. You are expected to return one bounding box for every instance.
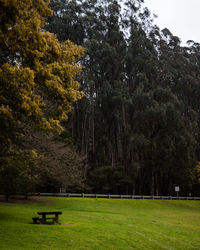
[32,211,62,224]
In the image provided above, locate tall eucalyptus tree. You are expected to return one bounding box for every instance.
[46,0,200,195]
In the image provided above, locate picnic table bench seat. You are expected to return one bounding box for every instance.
[32,216,39,224]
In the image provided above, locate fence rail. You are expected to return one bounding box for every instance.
[30,193,200,200]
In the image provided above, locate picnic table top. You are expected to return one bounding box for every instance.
[38,211,62,215]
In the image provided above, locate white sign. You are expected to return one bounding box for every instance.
[175,186,180,192]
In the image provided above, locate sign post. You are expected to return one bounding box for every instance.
[175,186,180,197]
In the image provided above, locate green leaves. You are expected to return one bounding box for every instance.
[43,0,200,195]
[0,149,41,197]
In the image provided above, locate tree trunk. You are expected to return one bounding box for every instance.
[5,193,9,202]
[71,110,75,138]
[155,172,159,196]
[122,102,126,130]
[151,171,154,196]
[91,101,95,154]
[81,109,88,155]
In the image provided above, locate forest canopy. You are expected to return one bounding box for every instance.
[1,0,200,198]
[45,0,200,196]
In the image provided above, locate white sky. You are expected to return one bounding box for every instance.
[144,0,200,45]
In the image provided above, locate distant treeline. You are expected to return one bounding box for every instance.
[1,0,200,199]
[45,0,200,196]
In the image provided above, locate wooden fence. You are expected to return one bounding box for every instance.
[31,193,200,200]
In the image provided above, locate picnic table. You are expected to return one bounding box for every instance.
[32,211,62,224]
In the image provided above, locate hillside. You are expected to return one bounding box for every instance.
[0,197,200,249]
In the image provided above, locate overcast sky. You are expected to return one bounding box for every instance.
[144,0,200,45]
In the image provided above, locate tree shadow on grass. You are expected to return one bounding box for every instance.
[0,195,54,205]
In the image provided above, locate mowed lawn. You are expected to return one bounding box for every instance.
[0,197,200,250]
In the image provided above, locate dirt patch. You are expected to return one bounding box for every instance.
[64,223,74,226]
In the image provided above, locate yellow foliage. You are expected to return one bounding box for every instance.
[0,0,84,143]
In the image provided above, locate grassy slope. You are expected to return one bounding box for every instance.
[0,197,200,250]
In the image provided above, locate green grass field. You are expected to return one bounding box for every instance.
[0,197,200,250]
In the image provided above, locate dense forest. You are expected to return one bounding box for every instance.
[1,0,200,198]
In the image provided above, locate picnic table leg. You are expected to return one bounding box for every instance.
[55,214,58,223]
[42,214,46,224]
